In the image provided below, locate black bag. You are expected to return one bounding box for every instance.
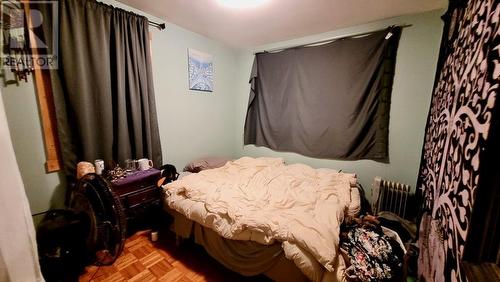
[37,209,90,282]
[157,164,179,186]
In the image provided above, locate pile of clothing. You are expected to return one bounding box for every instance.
[340,215,406,282]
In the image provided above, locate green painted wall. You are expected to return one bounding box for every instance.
[233,10,444,197]
[0,1,239,217]
[150,23,239,169]
[1,77,67,216]
[0,4,443,219]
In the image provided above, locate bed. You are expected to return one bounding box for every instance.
[162,157,361,282]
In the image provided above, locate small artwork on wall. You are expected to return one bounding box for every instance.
[188,49,214,92]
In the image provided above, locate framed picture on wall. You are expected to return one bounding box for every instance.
[188,49,214,92]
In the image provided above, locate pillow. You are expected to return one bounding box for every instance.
[183,157,231,173]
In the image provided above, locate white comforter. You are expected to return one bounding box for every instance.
[165,157,357,278]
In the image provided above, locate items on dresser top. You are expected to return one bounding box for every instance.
[138,158,154,170]
[105,165,127,181]
[94,159,105,175]
[111,168,161,192]
[125,159,138,172]
[76,158,156,181]
[76,161,95,179]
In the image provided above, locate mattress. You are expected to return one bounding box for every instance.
[165,208,317,282]
[163,157,360,281]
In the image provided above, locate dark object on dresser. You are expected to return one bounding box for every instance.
[109,168,162,233]
[157,164,179,186]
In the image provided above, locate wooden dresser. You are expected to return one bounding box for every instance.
[109,168,162,233]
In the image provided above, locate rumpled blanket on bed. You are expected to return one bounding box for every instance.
[164,157,357,275]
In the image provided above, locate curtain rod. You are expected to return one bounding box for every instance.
[149,20,166,30]
[254,24,412,55]
[94,0,167,30]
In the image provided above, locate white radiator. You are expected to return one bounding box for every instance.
[372,177,413,219]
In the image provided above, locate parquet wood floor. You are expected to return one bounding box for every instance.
[79,230,270,282]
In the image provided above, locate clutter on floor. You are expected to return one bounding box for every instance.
[340,215,406,282]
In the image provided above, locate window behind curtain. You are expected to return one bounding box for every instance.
[244,27,401,163]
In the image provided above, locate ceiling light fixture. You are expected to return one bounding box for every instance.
[217,0,269,9]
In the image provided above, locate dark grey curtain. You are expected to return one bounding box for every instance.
[244,28,401,162]
[46,0,162,175]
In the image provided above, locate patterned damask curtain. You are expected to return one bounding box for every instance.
[416,0,499,281]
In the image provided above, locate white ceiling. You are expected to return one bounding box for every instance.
[117,0,446,48]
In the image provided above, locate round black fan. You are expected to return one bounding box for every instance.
[69,173,127,265]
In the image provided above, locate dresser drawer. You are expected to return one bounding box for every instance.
[111,169,161,197]
[124,186,160,209]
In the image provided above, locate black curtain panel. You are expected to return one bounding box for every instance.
[244,28,401,162]
[44,0,162,176]
[416,0,499,280]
